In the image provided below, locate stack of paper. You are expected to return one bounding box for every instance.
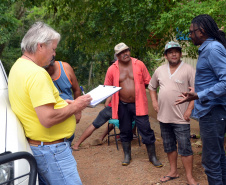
[87,85,122,107]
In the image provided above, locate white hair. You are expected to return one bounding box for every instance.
[21,22,61,54]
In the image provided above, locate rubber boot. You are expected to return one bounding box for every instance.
[146,144,163,168]
[121,142,131,166]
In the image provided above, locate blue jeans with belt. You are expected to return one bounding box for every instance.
[30,141,82,185]
[199,105,226,185]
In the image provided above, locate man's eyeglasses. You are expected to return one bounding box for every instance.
[188,29,199,35]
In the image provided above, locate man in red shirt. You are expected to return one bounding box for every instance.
[104,43,162,167]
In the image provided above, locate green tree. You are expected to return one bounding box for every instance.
[44,0,175,58]
[2,0,226,87]
[0,0,47,73]
[0,0,20,57]
[148,0,226,57]
[42,0,176,87]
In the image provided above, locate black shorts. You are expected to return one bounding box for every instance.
[160,122,193,156]
[92,106,112,128]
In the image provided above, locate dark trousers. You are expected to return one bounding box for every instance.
[118,101,156,144]
[199,105,226,185]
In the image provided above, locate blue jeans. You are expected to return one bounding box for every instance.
[38,173,47,185]
[199,105,226,185]
[30,142,82,185]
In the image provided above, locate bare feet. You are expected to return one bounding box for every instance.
[187,176,198,185]
[91,139,104,146]
[71,143,79,151]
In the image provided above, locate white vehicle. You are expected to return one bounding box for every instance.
[0,60,37,184]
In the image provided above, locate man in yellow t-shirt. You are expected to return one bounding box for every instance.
[8,22,92,185]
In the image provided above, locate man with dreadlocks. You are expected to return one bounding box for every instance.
[176,14,226,185]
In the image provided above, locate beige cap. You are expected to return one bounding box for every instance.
[114,42,129,55]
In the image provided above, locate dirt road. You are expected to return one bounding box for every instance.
[72,104,207,185]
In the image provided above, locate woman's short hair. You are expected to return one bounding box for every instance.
[21,22,61,54]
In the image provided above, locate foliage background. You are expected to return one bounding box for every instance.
[1,0,225,90]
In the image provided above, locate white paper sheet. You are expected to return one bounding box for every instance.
[87,85,122,107]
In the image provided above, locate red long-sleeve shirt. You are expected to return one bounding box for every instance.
[104,57,151,119]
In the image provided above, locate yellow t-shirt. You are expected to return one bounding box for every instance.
[8,58,76,142]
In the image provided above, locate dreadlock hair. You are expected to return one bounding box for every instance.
[192,14,226,48]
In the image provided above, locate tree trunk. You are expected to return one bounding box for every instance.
[88,62,93,87]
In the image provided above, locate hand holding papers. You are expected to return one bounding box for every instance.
[87,85,122,107]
